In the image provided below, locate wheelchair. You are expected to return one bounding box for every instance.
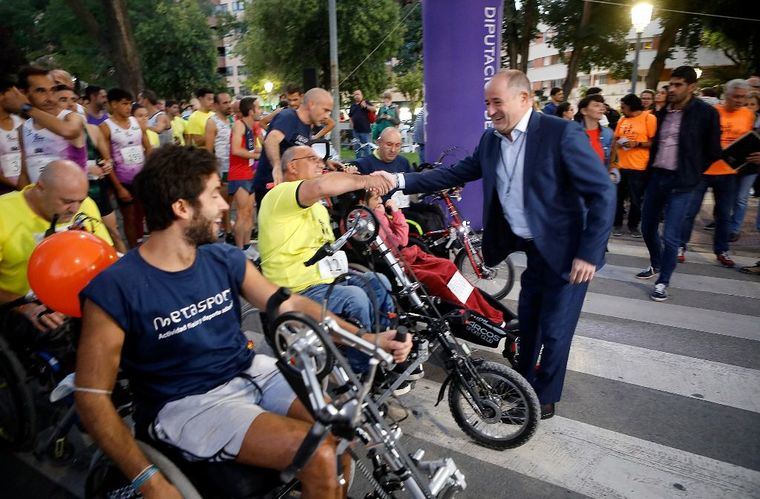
[0,302,80,457]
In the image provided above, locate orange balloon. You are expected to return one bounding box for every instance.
[27,231,118,317]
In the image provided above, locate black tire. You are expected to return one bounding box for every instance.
[0,335,37,451]
[454,250,514,300]
[406,236,431,254]
[448,360,539,450]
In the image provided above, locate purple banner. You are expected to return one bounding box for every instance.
[422,0,502,229]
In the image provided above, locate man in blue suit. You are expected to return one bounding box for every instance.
[377,70,615,418]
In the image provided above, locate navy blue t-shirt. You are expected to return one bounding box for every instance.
[349,102,372,133]
[80,243,253,426]
[254,108,311,189]
[354,154,413,176]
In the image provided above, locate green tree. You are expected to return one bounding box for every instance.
[502,0,539,72]
[539,0,630,95]
[394,1,422,75]
[240,0,403,99]
[134,0,221,100]
[394,63,422,107]
[700,2,760,76]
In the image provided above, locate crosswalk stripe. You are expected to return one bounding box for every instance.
[508,253,760,299]
[400,379,760,499]
[606,241,758,267]
[504,283,760,342]
[567,336,760,413]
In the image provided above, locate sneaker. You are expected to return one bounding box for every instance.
[392,381,413,397]
[635,266,658,279]
[629,228,642,238]
[716,252,735,268]
[393,361,424,381]
[703,222,715,231]
[650,283,668,302]
[729,232,740,243]
[677,246,685,263]
[612,226,624,237]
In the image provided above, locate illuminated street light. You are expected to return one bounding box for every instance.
[263,80,274,93]
[630,2,653,94]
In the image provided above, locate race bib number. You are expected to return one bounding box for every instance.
[317,250,349,279]
[447,270,474,304]
[390,190,410,209]
[26,154,57,183]
[121,145,144,166]
[0,152,21,179]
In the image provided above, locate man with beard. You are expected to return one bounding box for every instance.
[75,145,410,499]
[84,86,109,126]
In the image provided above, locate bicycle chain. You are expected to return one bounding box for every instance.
[348,447,392,499]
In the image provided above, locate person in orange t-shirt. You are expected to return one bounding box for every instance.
[612,94,657,236]
[680,79,755,268]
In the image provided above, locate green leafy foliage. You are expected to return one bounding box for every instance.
[539,0,630,77]
[133,0,222,100]
[240,0,404,99]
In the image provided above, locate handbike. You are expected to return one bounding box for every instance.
[307,206,539,450]
[408,149,515,300]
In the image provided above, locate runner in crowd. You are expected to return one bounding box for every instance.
[100,88,151,248]
[205,91,233,238]
[140,89,172,146]
[165,100,186,145]
[184,88,214,147]
[0,80,24,193]
[228,96,262,248]
[84,85,109,126]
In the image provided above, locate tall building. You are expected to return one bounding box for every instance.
[210,0,249,96]
[526,21,735,104]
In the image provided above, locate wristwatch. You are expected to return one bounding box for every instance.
[20,103,33,119]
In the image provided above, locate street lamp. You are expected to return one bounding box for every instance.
[263,80,274,110]
[630,2,653,94]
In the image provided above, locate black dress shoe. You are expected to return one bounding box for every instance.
[540,403,555,419]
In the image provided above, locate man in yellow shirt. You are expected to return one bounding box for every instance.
[258,145,396,372]
[184,88,214,146]
[166,100,186,145]
[0,159,112,331]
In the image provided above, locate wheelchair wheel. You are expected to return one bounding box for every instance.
[454,250,514,300]
[0,335,37,451]
[85,442,203,499]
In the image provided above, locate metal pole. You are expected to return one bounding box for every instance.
[328,0,341,156]
[630,31,641,94]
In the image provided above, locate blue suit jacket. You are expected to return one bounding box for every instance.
[404,112,615,280]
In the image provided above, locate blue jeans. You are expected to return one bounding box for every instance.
[641,170,694,286]
[300,272,393,372]
[353,132,372,158]
[731,173,758,233]
[680,174,736,255]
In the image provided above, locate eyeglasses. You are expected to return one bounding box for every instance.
[292,155,323,163]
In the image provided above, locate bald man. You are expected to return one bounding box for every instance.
[381,70,615,419]
[0,159,112,331]
[253,88,334,208]
[354,127,412,176]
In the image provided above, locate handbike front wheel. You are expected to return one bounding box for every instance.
[0,336,37,451]
[448,360,539,450]
[454,250,514,300]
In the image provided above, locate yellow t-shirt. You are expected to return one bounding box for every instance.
[613,112,657,171]
[184,110,212,138]
[146,129,160,147]
[172,116,186,145]
[705,105,756,175]
[0,186,114,297]
[258,181,335,292]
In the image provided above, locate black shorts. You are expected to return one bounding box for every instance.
[88,178,114,216]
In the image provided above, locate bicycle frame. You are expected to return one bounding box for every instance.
[420,189,491,280]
